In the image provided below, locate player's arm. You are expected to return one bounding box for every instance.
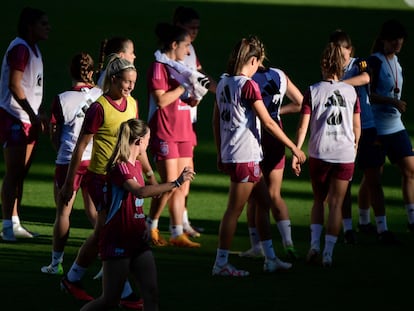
[152,86,187,108]
[280,76,303,115]
[343,72,370,87]
[253,99,305,164]
[212,101,223,171]
[123,167,195,198]
[49,96,63,152]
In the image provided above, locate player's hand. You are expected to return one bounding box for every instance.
[291,146,306,164]
[394,99,407,113]
[59,182,74,205]
[292,157,302,176]
[176,166,196,185]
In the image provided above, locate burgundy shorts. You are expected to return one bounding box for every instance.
[309,157,355,182]
[54,160,90,190]
[0,108,37,147]
[150,139,193,161]
[84,171,108,212]
[222,161,262,183]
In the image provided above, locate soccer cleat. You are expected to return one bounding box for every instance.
[377,230,399,245]
[1,226,16,242]
[322,252,333,268]
[184,226,201,238]
[41,263,64,275]
[212,263,249,277]
[343,229,357,245]
[239,246,264,258]
[60,276,94,302]
[169,234,200,248]
[13,224,39,238]
[306,248,320,265]
[263,257,292,273]
[357,223,376,234]
[284,245,299,260]
[119,293,144,310]
[150,229,168,247]
[191,225,205,233]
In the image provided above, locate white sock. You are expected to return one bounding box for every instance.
[260,239,276,260]
[147,218,159,230]
[276,220,293,247]
[183,210,190,228]
[323,234,338,257]
[215,248,229,266]
[359,208,370,225]
[375,216,388,233]
[247,227,260,248]
[51,251,64,266]
[121,281,133,299]
[310,224,323,251]
[342,218,353,232]
[67,263,87,282]
[11,216,20,226]
[405,203,414,224]
[170,225,183,238]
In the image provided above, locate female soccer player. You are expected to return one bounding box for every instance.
[212,35,305,276]
[81,118,195,311]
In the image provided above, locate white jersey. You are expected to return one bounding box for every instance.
[216,75,262,163]
[56,86,103,164]
[0,37,43,123]
[252,67,287,122]
[305,80,358,163]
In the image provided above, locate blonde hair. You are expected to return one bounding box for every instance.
[106,118,149,172]
[226,35,265,76]
[320,42,344,80]
[102,55,136,93]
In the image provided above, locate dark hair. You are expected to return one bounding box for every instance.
[378,19,407,41]
[17,7,46,38]
[96,37,132,78]
[70,52,95,85]
[329,29,352,48]
[372,19,407,53]
[155,22,188,53]
[104,37,132,56]
[329,29,354,58]
[173,6,200,25]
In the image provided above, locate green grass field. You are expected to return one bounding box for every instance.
[1,0,414,310]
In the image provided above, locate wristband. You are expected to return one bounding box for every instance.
[173,179,181,188]
[146,170,154,177]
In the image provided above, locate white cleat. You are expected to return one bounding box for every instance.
[263,257,293,273]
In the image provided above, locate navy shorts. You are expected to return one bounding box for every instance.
[377,129,414,164]
[356,127,385,170]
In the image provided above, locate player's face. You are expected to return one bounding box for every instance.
[32,15,50,41]
[175,35,192,61]
[340,46,352,66]
[179,19,200,42]
[383,38,404,55]
[113,69,137,97]
[139,130,150,152]
[120,41,136,64]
